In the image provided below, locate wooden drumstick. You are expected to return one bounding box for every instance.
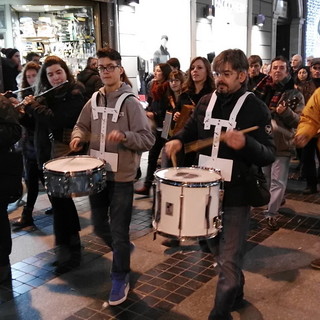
[184,125,259,153]
[171,153,177,168]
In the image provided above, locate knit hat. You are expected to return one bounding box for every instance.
[311,58,320,67]
[1,48,19,59]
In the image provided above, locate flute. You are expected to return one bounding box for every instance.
[14,80,69,109]
[12,86,34,95]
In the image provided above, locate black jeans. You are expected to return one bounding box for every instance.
[0,201,11,266]
[51,197,80,246]
[24,157,45,210]
[208,206,250,320]
[302,138,319,189]
[144,131,165,188]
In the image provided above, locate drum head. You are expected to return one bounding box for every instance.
[44,156,104,172]
[155,167,221,185]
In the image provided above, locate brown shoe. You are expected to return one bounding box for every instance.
[134,186,150,196]
[310,258,320,269]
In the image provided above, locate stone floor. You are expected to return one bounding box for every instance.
[1,154,320,320]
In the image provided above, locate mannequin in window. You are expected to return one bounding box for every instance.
[153,35,170,66]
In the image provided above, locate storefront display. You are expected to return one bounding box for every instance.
[10,5,96,74]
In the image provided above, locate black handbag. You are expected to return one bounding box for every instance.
[0,150,23,203]
[245,165,270,207]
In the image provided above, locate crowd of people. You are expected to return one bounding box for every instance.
[2,45,320,319]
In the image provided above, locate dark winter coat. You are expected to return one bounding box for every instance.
[24,81,86,167]
[174,87,276,207]
[77,67,103,100]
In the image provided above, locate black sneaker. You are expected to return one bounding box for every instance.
[162,239,180,247]
[266,217,279,231]
[12,217,34,228]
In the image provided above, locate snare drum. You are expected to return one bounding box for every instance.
[43,156,106,198]
[153,167,223,239]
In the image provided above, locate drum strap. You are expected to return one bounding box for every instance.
[90,91,137,172]
[199,91,253,182]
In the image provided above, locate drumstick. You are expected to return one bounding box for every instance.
[184,125,259,153]
[171,153,177,168]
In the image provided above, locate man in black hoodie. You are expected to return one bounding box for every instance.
[165,49,275,320]
[77,57,103,100]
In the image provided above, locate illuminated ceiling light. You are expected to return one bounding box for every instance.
[255,14,265,27]
[125,0,139,6]
[204,5,215,20]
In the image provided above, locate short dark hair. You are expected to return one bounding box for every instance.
[271,56,290,72]
[167,57,180,70]
[248,55,263,67]
[96,48,122,65]
[213,49,249,73]
[26,52,40,62]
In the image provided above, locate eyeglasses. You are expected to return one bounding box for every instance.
[98,65,120,73]
[312,66,320,71]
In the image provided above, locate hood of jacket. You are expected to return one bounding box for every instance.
[77,67,99,84]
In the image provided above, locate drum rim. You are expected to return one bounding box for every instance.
[43,155,106,173]
[154,167,221,187]
[153,229,221,240]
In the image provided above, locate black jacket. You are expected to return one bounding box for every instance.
[0,96,23,202]
[174,87,276,206]
[25,81,86,167]
[77,67,103,100]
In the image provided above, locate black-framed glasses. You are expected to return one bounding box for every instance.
[98,65,120,73]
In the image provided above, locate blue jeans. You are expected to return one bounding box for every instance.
[263,156,290,217]
[89,181,133,280]
[208,206,250,320]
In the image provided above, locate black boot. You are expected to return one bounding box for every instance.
[54,233,82,274]
[0,264,11,284]
[12,207,34,228]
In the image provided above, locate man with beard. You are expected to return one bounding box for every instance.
[254,56,304,231]
[165,49,275,320]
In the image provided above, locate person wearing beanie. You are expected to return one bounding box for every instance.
[1,48,22,92]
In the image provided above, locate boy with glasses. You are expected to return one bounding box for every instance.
[70,48,155,306]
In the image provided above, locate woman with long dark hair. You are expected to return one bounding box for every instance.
[21,56,86,274]
[174,56,215,166]
[135,63,172,195]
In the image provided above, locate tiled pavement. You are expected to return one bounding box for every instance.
[1,164,320,319]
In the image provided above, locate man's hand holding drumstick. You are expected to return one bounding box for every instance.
[166,126,258,161]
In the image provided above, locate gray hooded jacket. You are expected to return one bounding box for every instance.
[71,83,155,182]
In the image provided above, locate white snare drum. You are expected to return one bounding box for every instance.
[153,167,223,239]
[43,156,106,198]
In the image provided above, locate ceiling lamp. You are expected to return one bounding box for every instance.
[126,0,139,6]
[204,5,215,20]
[255,14,265,27]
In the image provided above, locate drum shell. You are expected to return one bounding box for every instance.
[153,167,222,239]
[43,156,107,198]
